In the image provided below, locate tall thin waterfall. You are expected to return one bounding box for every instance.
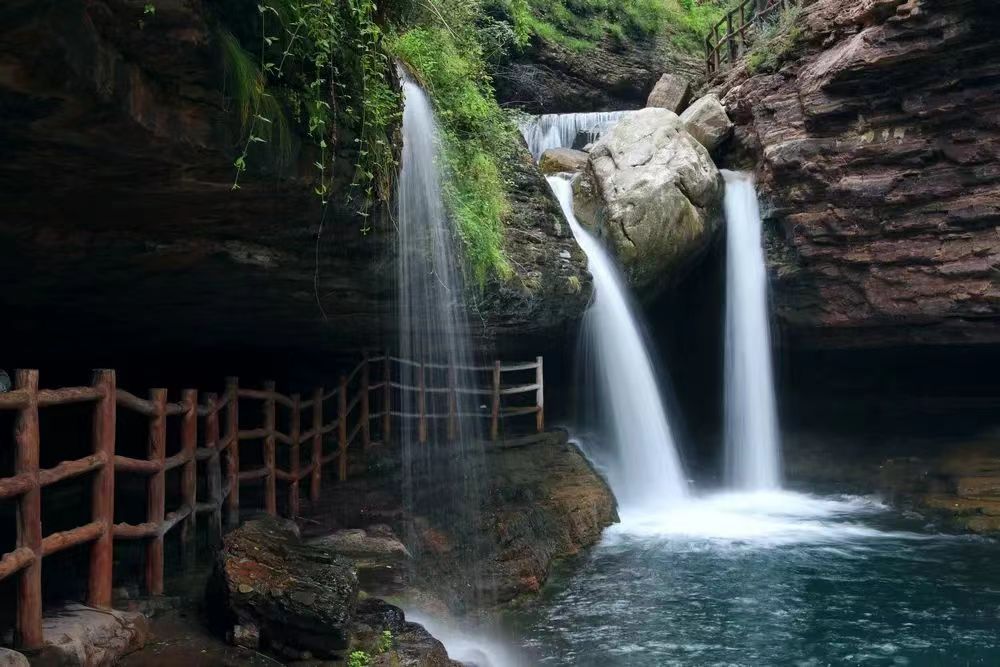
[723,170,781,490]
[547,174,689,508]
[520,111,633,160]
[397,70,485,600]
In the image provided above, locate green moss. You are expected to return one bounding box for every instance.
[390,25,515,285]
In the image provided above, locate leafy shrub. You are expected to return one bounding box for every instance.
[390,21,515,284]
[746,5,804,74]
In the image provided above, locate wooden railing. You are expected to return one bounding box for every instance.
[705,0,798,73]
[0,353,543,649]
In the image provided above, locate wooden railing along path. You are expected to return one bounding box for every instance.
[0,353,543,649]
[705,0,800,73]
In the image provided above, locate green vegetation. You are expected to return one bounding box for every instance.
[746,5,804,74]
[378,629,393,653]
[493,0,737,55]
[216,0,400,216]
[347,650,371,667]
[390,5,519,285]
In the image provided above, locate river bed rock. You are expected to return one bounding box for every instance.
[573,108,723,293]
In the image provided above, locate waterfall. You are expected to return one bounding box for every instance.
[547,174,689,509]
[397,70,485,603]
[723,170,781,490]
[519,111,634,160]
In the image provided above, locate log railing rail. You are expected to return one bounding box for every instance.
[705,0,799,73]
[0,352,542,649]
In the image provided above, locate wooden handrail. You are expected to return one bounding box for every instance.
[704,0,798,73]
[0,351,544,649]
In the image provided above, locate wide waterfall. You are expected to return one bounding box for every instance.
[722,170,781,490]
[520,111,633,160]
[547,174,688,509]
[397,70,485,599]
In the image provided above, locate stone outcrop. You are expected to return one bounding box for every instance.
[410,431,619,606]
[208,517,358,659]
[573,108,724,292]
[0,649,27,667]
[716,0,1000,348]
[680,94,733,152]
[646,73,692,113]
[539,147,590,174]
[0,0,590,371]
[881,442,1000,534]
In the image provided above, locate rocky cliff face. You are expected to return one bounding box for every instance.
[717,0,1000,348]
[0,0,589,374]
[496,33,702,114]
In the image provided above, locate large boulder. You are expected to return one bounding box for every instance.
[538,147,589,174]
[573,108,723,292]
[680,94,733,152]
[208,516,359,659]
[646,73,691,113]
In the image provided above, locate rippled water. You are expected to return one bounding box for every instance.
[511,491,1000,666]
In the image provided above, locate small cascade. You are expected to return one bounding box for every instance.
[519,111,633,160]
[722,170,781,490]
[547,174,689,509]
[396,69,486,603]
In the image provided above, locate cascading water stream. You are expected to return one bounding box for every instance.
[722,170,781,490]
[520,111,633,160]
[547,174,688,509]
[396,69,487,606]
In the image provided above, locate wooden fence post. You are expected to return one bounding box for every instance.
[288,393,301,519]
[447,364,457,442]
[14,369,42,648]
[418,363,427,445]
[310,387,323,503]
[146,389,167,595]
[263,381,277,516]
[727,12,737,63]
[88,369,115,609]
[490,360,501,442]
[338,375,348,481]
[225,377,240,528]
[713,24,721,70]
[204,392,223,548]
[382,354,391,444]
[361,355,370,449]
[536,356,545,433]
[180,389,197,565]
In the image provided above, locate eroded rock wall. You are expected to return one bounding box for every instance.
[717,0,1000,348]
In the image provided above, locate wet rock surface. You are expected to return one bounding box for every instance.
[208,516,358,658]
[412,431,619,607]
[716,0,1000,348]
[573,108,723,293]
[538,147,590,175]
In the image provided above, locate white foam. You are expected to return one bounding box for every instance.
[603,490,932,548]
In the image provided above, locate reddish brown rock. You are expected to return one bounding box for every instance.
[716,0,1000,347]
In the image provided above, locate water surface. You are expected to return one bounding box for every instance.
[513,491,1000,666]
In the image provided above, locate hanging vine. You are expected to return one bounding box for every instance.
[221,0,401,217]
